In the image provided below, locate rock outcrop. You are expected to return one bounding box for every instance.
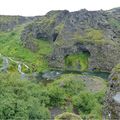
[1,8,120,71]
[21,10,69,51]
[104,64,120,119]
[0,15,35,32]
[20,8,120,72]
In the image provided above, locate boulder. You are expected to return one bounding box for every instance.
[55,112,82,120]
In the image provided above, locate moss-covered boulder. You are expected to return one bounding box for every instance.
[55,112,82,120]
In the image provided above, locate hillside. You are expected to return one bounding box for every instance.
[0,7,120,119]
[20,8,120,72]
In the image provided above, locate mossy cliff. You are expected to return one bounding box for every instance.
[20,8,120,72]
[0,10,115,119]
[1,8,120,72]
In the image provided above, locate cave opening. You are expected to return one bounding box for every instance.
[52,33,58,42]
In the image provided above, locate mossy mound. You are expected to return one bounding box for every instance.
[55,112,81,120]
[65,52,90,71]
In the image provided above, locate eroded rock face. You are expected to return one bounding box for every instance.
[0,16,33,31]
[104,64,120,119]
[20,8,120,71]
[52,9,120,71]
[21,10,69,51]
[86,44,120,71]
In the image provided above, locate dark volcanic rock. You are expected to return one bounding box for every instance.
[21,8,120,71]
[21,10,69,50]
[104,64,120,119]
[0,15,33,31]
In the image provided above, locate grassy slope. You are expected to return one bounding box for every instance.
[0,24,52,72]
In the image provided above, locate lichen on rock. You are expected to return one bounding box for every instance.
[104,64,120,119]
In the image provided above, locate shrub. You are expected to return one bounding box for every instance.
[51,77,85,96]
[72,91,104,119]
[0,73,50,120]
[47,86,66,107]
[72,91,96,114]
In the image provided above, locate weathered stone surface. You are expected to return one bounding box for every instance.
[113,92,120,104]
[21,8,120,71]
[1,8,120,71]
[21,10,69,51]
[0,15,34,31]
[20,8,120,72]
[104,64,120,119]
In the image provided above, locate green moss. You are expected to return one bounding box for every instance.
[0,57,2,66]
[0,16,20,24]
[55,23,64,33]
[85,29,103,40]
[55,112,81,120]
[72,29,115,45]
[65,52,89,71]
[36,12,58,29]
[8,62,18,72]
[112,63,120,72]
[108,18,120,29]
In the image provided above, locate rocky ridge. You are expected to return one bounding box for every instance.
[0,15,34,31]
[20,8,120,72]
[1,8,120,72]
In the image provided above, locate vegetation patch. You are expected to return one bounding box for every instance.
[108,18,120,30]
[46,73,107,119]
[0,25,53,72]
[0,73,50,120]
[72,29,115,45]
[65,52,90,71]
